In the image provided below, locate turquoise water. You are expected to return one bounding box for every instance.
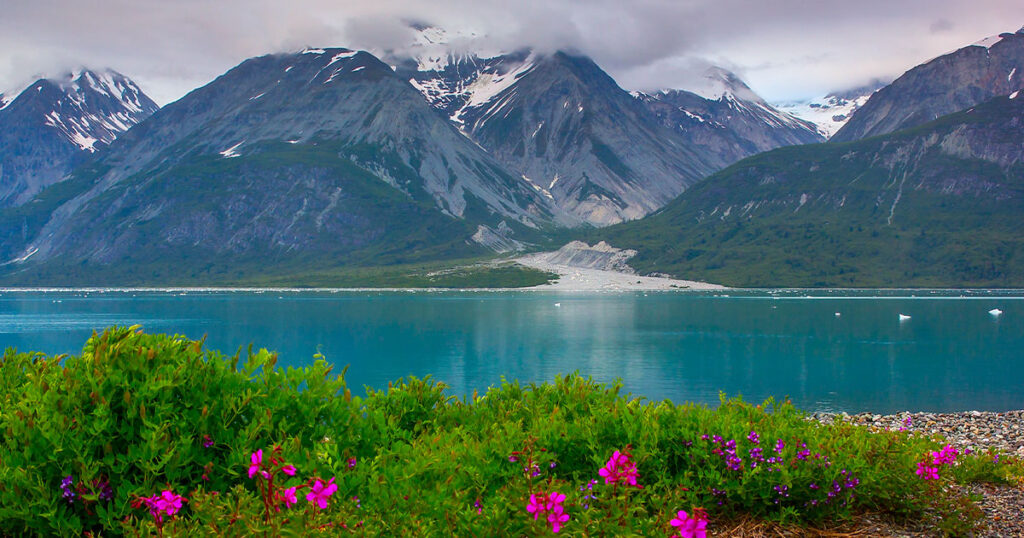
[0,289,1021,413]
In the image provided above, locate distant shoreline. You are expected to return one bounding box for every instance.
[1,287,1023,293]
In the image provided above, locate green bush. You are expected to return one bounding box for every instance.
[0,327,1018,536]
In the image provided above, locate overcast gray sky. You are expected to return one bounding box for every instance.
[2,0,1022,105]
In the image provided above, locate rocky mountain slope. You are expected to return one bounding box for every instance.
[0,69,158,207]
[402,33,825,227]
[405,49,717,226]
[832,28,1024,142]
[0,49,566,284]
[597,92,1024,287]
[636,67,824,168]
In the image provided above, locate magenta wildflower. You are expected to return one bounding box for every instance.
[774,439,785,454]
[598,450,640,487]
[670,509,709,538]
[248,449,263,479]
[527,490,569,532]
[932,445,958,466]
[281,486,298,508]
[526,493,545,520]
[281,464,296,476]
[157,490,184,516]
[202,434,214,448]
[348,458,357,469]
[306,477,337,509]
[548,505,570,533]
[915,462,940,480]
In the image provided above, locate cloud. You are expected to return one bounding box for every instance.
[930,19,955,33]
[1,0,1021,104]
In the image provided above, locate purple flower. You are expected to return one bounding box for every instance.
[747,431,760,444]
[202,435,214,448]
[774,439,785,454]
[60,475,75,504]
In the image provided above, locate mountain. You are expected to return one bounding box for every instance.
[832,28,1024,142]
[635,67,825,168]
[773,80,886,138]
[0,48,564,284]
[596,92,1024,287]
[0,69,158,207]
[403,49,717,226]
[399,25,828,226]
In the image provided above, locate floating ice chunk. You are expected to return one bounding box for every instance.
[898,314,911,322]
[554,303,561,307]
[220,141,244,158]
[989,308,1003,316]
[835,312,841,317]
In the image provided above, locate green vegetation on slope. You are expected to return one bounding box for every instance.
[596,95,1024,287]
[1,328,1019,535]
[0,139,559,287]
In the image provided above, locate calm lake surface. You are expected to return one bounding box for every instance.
[1,289,1021,413]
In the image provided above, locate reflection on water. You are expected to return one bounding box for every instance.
[0,290,1021,413]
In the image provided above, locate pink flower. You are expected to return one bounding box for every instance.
[281,486,298,508]
[932,445,959,466]
[670,510,708,538]
[548,505,570,533]
[526,493,544,520]
[248,449,263,479]
[546,491,566,510]
[598,450,640,487]
[915,462,939,480]
[306,477,337,509]
[157,490,184,516]
[281,464,296,476]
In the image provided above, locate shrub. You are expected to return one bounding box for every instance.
[0,327,1018,536]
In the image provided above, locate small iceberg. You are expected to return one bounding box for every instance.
[898,314,911,322]
[554,303,561,307]
[834,312,841,317]
[989,308,1003,316]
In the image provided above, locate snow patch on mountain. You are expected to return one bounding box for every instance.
[774,81,885,138]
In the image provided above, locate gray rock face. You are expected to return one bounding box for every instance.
[0,69,158,207]
[538,240,637,273]
[636,71,825,170]
[832,29,1024,142]
[2,49,565,272]
[408,51,717,226]
[406,50,824,227]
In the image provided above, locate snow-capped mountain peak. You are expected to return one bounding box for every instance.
[24,68,159,151]
[686,66,765,103]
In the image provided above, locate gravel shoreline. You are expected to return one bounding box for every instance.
[808,410,1024,456]
[808,409,1024,537]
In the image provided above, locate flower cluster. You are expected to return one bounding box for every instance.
[577,479,598,509]
[526,491,570,533]
[59,474,112,506]
[132,490,186,524]
[670,508,708,538]
[598,449,640,487]
[916,444,959,480]
[60,475,75,504]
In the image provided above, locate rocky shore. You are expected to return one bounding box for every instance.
[809,410,1024,537]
